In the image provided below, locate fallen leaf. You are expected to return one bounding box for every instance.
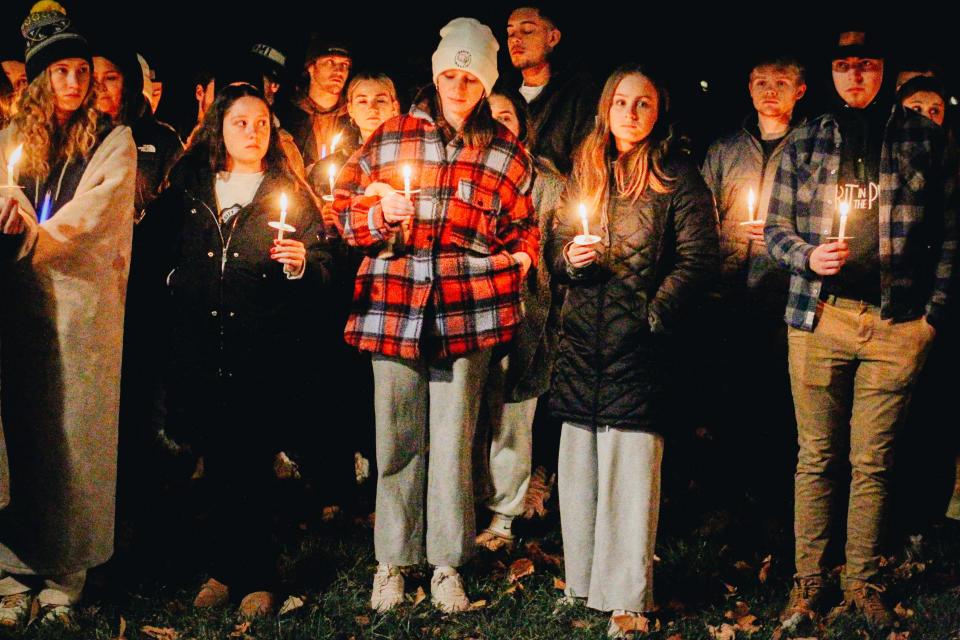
[521,466,556,519]
[724,601,750,619]
[112,616,127,640]
[355,615,370,626]
[413,586,427,606]
[229,622,251,637]
[734,614,760,635]
[279,595,305,616]
[733,560,752,572]
[191,456,204,480]
[525,541,563,568]
[504,585,520,595]
[722,582,739,595]
[893,602,914,619]
[759,555,772,583]
[613,613,653,633]
[707,623,737,640]
[141,627,179,640]
[887,632,910,640]
[273,451,301,479]
[469,600,487,610]
[571,619,592,629]
[321,506,341,522]
[553,577,567,590]
[354,451,370,484]
[508,558,535,583]
[667,635,683,640]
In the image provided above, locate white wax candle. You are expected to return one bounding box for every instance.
[838,200,850,241]
[747,188,756,222]
[331,132,342,155]
[278,193,288,241]
[403,164,412,200]
[6,144,22,187]
[328,163,337,198]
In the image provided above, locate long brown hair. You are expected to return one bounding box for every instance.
[573,64,674,217]
[13,69,100,181]
[428,85,498,148]
[182,82,319,208]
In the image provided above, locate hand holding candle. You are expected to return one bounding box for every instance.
[0,196,24,235]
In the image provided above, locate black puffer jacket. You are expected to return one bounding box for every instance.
[143,155,332,450]
[548,158,719,432]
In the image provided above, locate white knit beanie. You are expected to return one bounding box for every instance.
[431,17,499,96]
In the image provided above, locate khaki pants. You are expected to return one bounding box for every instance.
[788,298,934,585]
[371,350,491,568]
[558,423,663,612]
[474,355,537,519]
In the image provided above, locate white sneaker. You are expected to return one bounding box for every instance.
[370,564,404,612]
[38,604,74,627]
[430,566,470,613]
[0,593,32,628]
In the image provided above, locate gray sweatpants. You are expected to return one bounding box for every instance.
[371,350,491,568]
[474,355,537,518]
[558,422,663,612]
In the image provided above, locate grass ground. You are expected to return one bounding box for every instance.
[3,489,959,640]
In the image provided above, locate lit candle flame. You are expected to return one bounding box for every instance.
[838,200,850,242]
[330,132,342,155]
[6,144,23,187]
[578,203,589,236]
[747,188,756,222]
[403,164,412,200]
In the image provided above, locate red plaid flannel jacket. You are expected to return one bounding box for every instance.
[331,100,538,360]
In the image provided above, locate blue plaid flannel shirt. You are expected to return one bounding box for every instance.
[764,106,956,331]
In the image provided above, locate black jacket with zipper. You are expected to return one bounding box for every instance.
[509,61,598,176]
[547,157,719,432]
[142,154,332,449]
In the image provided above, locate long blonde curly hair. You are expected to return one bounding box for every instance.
[13,70,99,180]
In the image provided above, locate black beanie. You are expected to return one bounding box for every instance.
[21,1,91,83]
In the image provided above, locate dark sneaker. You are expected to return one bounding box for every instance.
[844,581,895,631]
[780,576,830,625]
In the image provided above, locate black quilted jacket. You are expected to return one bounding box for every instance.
[548,157,719,431]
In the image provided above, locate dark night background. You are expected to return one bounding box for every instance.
[2,2,958,160]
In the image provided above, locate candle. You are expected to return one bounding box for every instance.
[578,203,589,236]
[278,193,288,241]
[328,163,337,198]
[838,200,850,242]
[330,132,342,155]
[747,188,756,222]
[403,164,412,201]
[320,144,327,160]
[6,144,22,187]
